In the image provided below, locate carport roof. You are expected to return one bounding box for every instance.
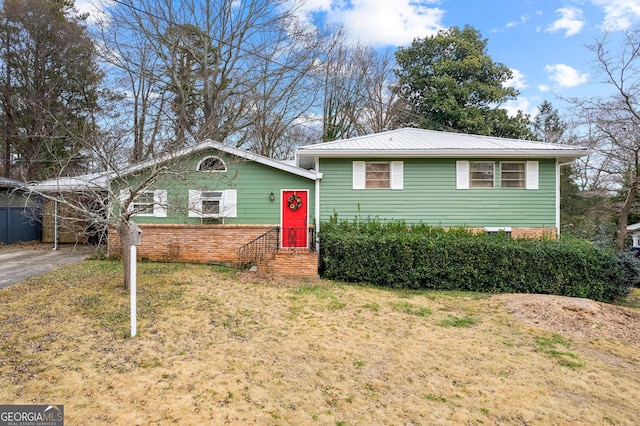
[0,177,26,188]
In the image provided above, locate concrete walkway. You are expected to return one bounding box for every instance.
[0,245,95,290]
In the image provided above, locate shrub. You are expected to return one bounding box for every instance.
[319,218,630,302]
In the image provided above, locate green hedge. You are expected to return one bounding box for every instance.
[319,219,632,302]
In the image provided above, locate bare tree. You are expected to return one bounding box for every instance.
[242,17,322,159]
[317,26,371,142]
[571,28,640,250]
[99,0,307,152]
[354,48,402,134]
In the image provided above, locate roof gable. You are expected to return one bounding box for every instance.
[31,140,321,192]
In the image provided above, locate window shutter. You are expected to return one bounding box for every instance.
[153,190,167,217]
[353,161,365,190]
[119,189,133,213]
[526,161,539,190]
[188,190,201,217]
[390,161,403,190]
[222,189,237,217]
[456,161,469,189]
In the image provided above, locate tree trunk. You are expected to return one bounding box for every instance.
[615,178,639,252]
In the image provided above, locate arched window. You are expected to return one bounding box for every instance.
[198,156,226,172]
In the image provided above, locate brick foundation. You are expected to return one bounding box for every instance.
[453,227,557,239]
[108,224,319,276]
[259,250,318,277]
[109,224,278,263]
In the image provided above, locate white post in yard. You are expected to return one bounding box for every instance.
[129,222,142,338]
[130,243,137,337]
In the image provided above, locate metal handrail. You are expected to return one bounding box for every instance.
[238,226,280,269]
[281,227,316,252]
[237,226,316,270]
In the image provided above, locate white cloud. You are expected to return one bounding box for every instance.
[546,7,585,36]
[538,84,550,92]
[545,64,589,87]
[74,0,114,24]
[506,15,529,28]
[591,0,640,30]
[504,69,528,90]
[504,97,535,118]
[296,0,445,47]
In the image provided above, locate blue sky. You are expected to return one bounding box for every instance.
[293,0,640,117]
[77,0,640,118]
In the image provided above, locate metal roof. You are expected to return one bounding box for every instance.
[29,139,321,192]
[0,177,26,188]
[296,128,590,168]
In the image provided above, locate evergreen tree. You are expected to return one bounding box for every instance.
[0,0,103,180]
[394,25,533,139]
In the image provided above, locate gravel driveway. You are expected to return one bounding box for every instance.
[0,245,95,289]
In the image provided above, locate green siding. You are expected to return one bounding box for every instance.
[318,158,557,227]
[113,149,316,225]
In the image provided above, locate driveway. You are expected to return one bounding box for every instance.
[0,245,95,290]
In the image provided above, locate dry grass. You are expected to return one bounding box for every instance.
[1,260,639,425]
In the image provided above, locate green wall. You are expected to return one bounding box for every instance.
[113,149,316,225]
[317,157,557,227]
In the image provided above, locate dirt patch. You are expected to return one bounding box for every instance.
[498,293,640,346]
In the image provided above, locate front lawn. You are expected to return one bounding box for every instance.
[1,260,639,424]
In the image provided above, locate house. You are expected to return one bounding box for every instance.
[1,177,41,244]
[296,128,589,239]
[27,141,322,274]
[29,128,589,275]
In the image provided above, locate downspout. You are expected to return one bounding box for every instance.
[557,159,574,239]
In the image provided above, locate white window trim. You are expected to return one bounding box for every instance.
[390,161,403,190]
[526,161,539,190]
[353,161,365,190]
[499,161,526,189]
[119,189,167,217]
[197,156,227,172]
[188,189,237,218]
[458,160,539,190]
[352,160,403,190]
[469,161,495,189]
[456,161,469,189]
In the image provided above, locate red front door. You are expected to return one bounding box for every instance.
[281,190,308,248]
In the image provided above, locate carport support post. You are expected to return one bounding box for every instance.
[53,200,59,251]
[129,223,142,337]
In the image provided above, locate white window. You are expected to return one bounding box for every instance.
[457,160,539,190]
[133,191,154,215]
[119,189,167,217]
[353,161,403,190]
[197,156,226,172]
[485,227,512,237]
[470,162,494,188]
[188,189,237,218]
[201,191,223,215]
[500,162,525,188]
